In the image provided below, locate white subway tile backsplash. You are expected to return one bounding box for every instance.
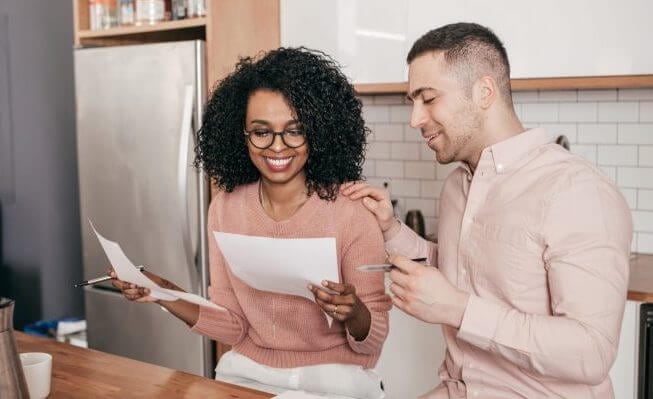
[403,125,423,142]
[577,124,617,144]
[539,90,578,102]
[372,124,404,141]
[521,103,559,122]
[640,146,653,166]
[512,91,539,103]
[560,102,597,122]
[421,180,445,199]
[366,141,391,159]
[578,89,617,102]
[362,160,375,177]
[620,188,637,209]
[405,161,436,179]
[618,89,653,101]
[405,198,438,218]
[617,167,653,189]
[373,95,406,105]
[598,102,639,122]
[639,233,653,253]
[390,105,412,123]
[599,166,617,182]
[633,211,653,232]
[539,124,578,143]
[618,124,653,144]
[359,96,374,105]
[570,144,597,163]
[597,145,638,166]
[639,102,653,122]
[632,233,638,253]
[375,161,404,178]
[638,190,653,210]
[363,105,390,122]
[387,179,420,197]
[391,142,421,160]
[420,144,435,161]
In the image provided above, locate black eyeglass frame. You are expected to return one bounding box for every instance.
[243,128,307,150]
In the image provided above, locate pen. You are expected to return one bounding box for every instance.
[73,266,145,287]
[357,257,429,272]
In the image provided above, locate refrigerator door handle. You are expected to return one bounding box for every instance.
[177,85,195,289]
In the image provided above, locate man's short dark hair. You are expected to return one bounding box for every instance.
[407,22,512,103]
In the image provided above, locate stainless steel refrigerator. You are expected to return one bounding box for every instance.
[74,40,212,377]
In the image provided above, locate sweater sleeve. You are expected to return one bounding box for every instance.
[191,196,249,346]
[340,201,392,355]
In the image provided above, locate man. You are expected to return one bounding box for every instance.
[342,22,632,398]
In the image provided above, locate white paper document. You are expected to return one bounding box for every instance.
[90,221,224,311]
[213,232,339,324]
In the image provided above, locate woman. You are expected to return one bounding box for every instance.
[110,47,390,398]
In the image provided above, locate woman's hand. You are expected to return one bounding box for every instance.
[308,280,371,340]
[107,267,182,303]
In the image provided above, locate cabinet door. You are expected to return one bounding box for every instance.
[610,300,640,399]
[281,0,653,83]
[281,0,409,83]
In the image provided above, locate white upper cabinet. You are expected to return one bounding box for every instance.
[281,0,653,83]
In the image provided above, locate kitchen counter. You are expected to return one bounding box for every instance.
[15,332,273,399]
[629,253,653,303]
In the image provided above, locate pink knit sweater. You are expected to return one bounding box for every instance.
[191,181,391,369]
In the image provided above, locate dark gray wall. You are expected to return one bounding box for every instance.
[0,0,82,328]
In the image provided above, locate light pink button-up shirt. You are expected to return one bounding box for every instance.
[386,128,632,398]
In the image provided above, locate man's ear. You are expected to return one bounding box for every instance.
[472,76,496,109]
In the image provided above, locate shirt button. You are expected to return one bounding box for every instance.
[468,362,474,369]
[496,163,504,172]
[461,268,467,275]
[472,389,479,397]
[466,174,472,181]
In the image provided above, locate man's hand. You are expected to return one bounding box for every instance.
[388,255,470,328]
[340,181,398,235]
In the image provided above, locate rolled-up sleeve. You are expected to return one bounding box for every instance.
[384,222,438,266]
[457,174,632,384]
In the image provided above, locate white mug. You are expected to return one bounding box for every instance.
[20,352,52,399]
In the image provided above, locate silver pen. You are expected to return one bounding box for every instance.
[73,266,145,287]
[357,258,429,272]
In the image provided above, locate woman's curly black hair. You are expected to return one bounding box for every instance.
[195,47,369,201]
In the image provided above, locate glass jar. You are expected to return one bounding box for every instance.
[186,0,206,18]
[135,0,165,25]
[88,0,104,30]
[171,0,186,20]
[101,0,118,29]
[119,0,135,26]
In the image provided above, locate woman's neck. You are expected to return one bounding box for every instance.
[259,176,309,221]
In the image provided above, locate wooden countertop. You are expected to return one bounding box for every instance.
[628,253,653,303]
[15,332,274,399]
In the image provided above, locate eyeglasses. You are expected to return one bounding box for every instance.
[244,127,307,149]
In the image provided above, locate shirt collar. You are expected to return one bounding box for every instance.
[487,128,556,174]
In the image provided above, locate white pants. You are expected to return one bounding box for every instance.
[215,351,385,399]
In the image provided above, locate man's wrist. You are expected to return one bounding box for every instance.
[382,218,402,241]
